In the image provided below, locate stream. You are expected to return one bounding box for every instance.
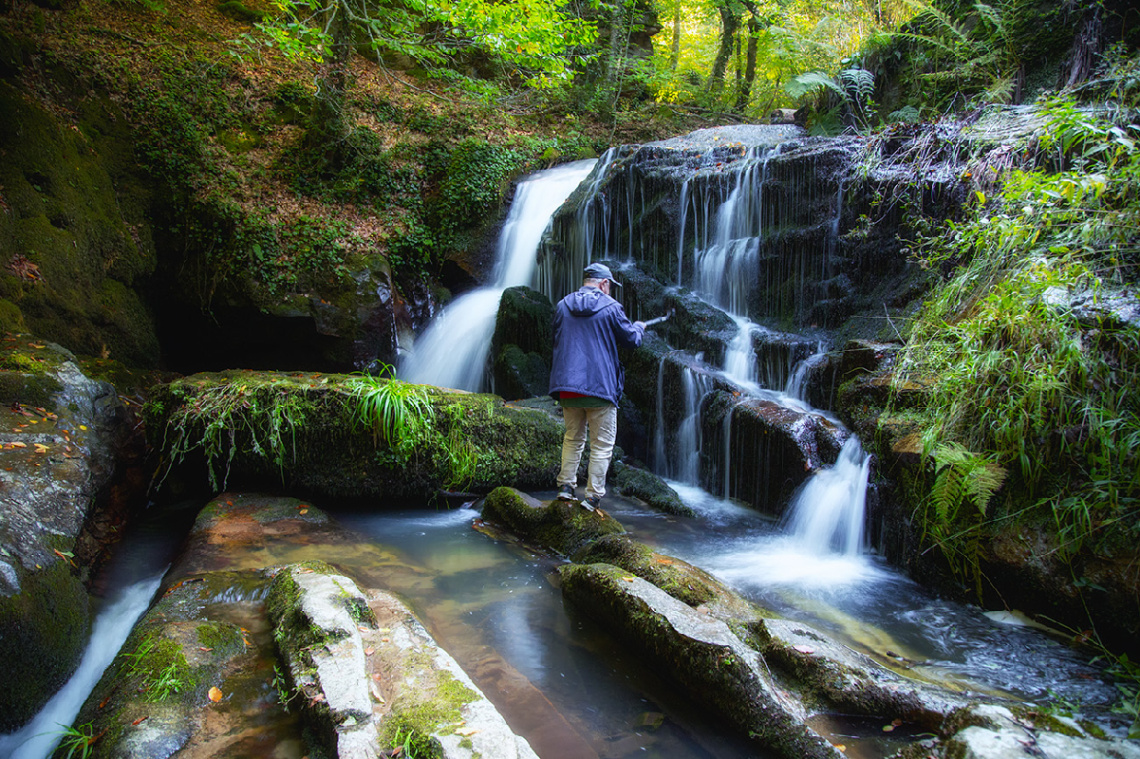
[0,136,1123,759]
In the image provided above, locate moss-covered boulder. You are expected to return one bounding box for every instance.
[0,82,158,366]
[572,534,755,615]
[559,562,844,759]
[491,286,553,401]
[144,372,563,503]
[480,486,625,556]
[0,337,129,730]
[610,460,693,516]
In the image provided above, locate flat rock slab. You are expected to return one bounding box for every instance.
[269,562,538,759]
[650,124,806,150]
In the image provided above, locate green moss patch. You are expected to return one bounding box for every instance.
[0,559,90,731]
[481,485,625,556]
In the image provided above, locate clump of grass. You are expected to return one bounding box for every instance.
[350,365,435,450]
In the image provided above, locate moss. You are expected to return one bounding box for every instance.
[215,0,264,22]
[482,486,625,556]
[573,534,720,607]
[195,621,246,658]
[123,631,197,701]
[0,559,91,731]
[611,461,695,517]
[0,81,159,365]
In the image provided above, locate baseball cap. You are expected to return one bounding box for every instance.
[584,262,622,287]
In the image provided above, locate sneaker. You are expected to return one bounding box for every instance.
[581,495,601,512]
[557,484,576,501]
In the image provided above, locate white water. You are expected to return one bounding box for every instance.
[782,436,871,556]
[0,573,164,759]
[400,159,596,391]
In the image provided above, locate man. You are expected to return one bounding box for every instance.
[549,262,645,511]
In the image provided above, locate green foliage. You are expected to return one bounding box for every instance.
[894,72,1140,584]
[887,0,1082,109]
[122,635,193,701]
[433,139,522,234]
[351,368,435,450]
[155,376,324,491]
[249,0,595,94]
[54,722,96,759]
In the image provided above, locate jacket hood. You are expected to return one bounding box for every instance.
[564,287,611,317]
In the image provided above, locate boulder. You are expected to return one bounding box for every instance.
[559,562,845,759]
[0,337,129,730]
[479,486,625,556]
[144,372,564,503]
[268,563,539,759]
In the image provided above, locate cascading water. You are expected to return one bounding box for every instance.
[782,436,871,556]
[400,159,596,391]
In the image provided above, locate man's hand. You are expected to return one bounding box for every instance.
[634,321,646,330]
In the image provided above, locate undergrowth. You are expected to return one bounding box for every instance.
[893,52,1140,588]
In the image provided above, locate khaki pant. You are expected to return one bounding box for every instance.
[557,405,618,500]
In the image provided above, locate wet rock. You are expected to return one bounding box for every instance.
[490,286,555,401]
[269,562,539,759]
[559,562,845,759]
[72,566,292,759]
[0,338,130,730]
[480,486,624,556]
[145,372,563,503]
[761,619,970,730]
[572,534,755,617]
[907,704,1140,759]
[610,460,694,516]
[707,389,847,513]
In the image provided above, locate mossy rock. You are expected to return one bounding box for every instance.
[72,568,278,758]
[558,562,843,759]
[0,560,90,731]
[573,534,740,610]
[480,486,625,556]
[144,372,563,503]
[610,460,693,516]
[216,0,264,22]
[0,82,158,366]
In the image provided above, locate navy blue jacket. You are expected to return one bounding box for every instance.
[549,286,644,407]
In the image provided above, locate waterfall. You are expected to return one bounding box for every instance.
[0,573,164,759]
[781,437,871,556]
[400,160,596,391]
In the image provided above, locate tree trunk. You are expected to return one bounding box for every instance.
[308,1,354,159]
[734,13,759,112]
[670,0,681,70]
[708,3,739,95]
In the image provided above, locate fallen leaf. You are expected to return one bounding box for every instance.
[33,443,49,454]
[9,441,25,448]
[208,686,224,702]
[454,727,480,737]
[299,508,309,515]
[311,693,325,702]
[882,724,895,732]
[132,716,148,726]
[793,645,815,655]
[622,576,636,582]
[364,647,374,656]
